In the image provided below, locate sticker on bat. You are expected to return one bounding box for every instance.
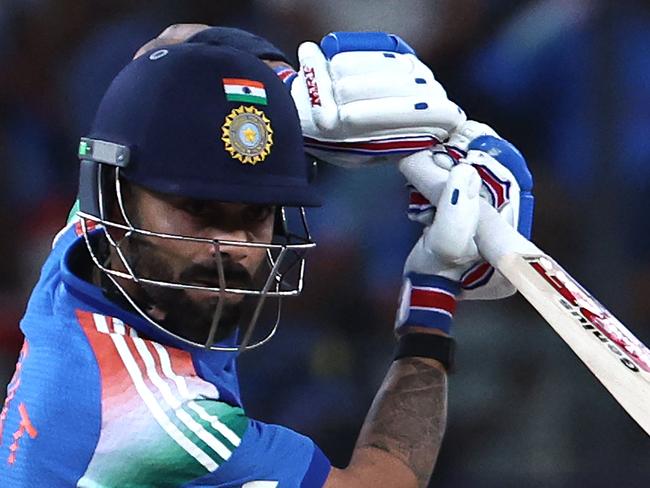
[526,256,650,373]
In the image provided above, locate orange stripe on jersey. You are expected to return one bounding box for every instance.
[142,341,168,380]
[75,310,133,405]
[166,344,198,378]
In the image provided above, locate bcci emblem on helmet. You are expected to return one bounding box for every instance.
[222,105,273,165]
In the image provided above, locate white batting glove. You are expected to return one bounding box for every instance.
[395,158,482,335]
[286,32,466,168]
[402,120,535,301]
[407,120,499,224]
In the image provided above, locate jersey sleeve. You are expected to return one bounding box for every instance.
[183,419,331,488]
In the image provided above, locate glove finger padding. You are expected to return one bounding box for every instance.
[405,121,503,222]
[402,157,481,281]
[399,149,449,202]
[328,50,424,78]
[333,72,442,104]
[296,41,339,132]
[445,120,499,158]
[407,147,456,225]
[337,99,458,139]
[298,44,462,138]
[424,164,481,269]
[293,33,467,168]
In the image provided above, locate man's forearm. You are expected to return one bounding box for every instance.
[351,357,448,487]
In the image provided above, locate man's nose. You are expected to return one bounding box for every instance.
[207,227,250,262]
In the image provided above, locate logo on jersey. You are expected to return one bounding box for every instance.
[0,340,39,465]
[222,106,273,165]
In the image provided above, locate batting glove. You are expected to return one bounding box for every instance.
[395,159,482,335]
[283,32,466,168]
[403,121,535,300]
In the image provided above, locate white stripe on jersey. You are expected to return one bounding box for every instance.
[92,316,220,472]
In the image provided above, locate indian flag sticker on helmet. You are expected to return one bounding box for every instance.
[223,78,267,105]
[222,105,273,165]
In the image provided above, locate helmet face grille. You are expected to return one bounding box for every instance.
[77,167,315,352]
[75,42,320,351]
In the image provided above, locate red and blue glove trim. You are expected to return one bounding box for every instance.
[460,261,495,290]
[400,273,460,335]
[274,66,298,86]
[407,184,435,219]
[304,135,438,156]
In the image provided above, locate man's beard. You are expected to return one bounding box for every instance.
[123,235,255,345]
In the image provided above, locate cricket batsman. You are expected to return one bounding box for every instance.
[0,25,533,487]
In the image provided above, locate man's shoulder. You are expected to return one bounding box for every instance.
[1,307,255,486]
[21,222,82,324]
[72,311,253,486]
[67,311,329,487]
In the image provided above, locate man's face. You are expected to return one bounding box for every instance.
[112,183,275,344]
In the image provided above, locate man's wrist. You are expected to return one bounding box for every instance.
[394,333,456,371]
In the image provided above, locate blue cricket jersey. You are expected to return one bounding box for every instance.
[0,222,331,487]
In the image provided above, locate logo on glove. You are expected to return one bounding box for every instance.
[221,105,273,165]
[302,66,321,107]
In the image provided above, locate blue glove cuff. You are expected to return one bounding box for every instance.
[320,32,415,60]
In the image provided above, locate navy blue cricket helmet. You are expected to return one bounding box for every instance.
[186,26,291,63]
[78,41,319,215]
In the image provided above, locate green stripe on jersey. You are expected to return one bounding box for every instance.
[193,400,248,442]
[67,199,80,224]
[78,427,211,487]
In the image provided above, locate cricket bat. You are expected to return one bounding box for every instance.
[478,198,650,436]
[400,156,650,436]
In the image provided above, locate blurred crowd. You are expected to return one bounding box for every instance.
[1,0,650,486]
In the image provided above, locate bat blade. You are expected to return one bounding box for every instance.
[496,252,650,436]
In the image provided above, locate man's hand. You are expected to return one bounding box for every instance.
[396,156,482,335]
[402,120,535,300]
[290,32,466,167]
[133,24,210,59]
[132,24,292,71]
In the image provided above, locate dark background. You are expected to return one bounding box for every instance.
[1,0,649,486]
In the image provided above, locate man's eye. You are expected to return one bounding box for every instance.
[245,205,273,223]
[183,201,210,215]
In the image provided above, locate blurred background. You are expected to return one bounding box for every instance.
[1,0,649,486]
